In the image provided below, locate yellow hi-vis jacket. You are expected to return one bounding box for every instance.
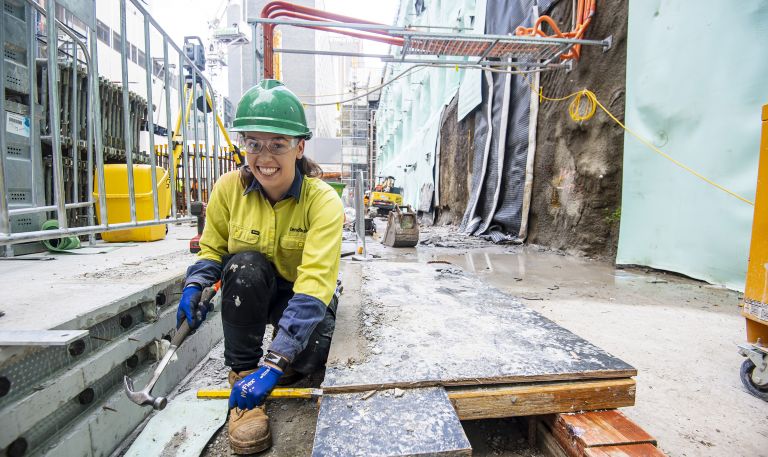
[195,170,343,306]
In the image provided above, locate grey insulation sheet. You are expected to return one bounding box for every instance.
[461,0,557,237]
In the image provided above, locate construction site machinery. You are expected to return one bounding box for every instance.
[738,104,768,402]
[370,176,403,216]
[382,205,419,248]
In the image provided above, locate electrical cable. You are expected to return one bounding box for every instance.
[302,23,751,206]
[300,62,550,106]
[535,87,754,206]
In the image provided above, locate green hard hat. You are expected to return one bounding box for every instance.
[231,79,312,139]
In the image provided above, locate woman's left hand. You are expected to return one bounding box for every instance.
[229,365,283,410]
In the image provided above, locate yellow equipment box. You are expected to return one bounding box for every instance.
[743,105,768,342]
[93,164,171,242]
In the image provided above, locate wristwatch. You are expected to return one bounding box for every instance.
[263,351,289,371]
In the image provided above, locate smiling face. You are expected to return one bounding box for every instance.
[243,132,304,201]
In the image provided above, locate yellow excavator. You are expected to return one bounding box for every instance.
[368,176,403,216]
[364,176,419,247]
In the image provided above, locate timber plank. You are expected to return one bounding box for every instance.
[537,421,569,457]
[324,262,636,393]
[311,387,471,457]
[584,444,667,457]
[552,411,658,457]
[448,378,636,420]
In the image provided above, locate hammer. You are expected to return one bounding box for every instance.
[124,285,218,410]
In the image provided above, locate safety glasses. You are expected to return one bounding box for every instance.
[242,137,299,156]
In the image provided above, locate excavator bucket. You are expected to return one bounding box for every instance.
[382,205,419,247]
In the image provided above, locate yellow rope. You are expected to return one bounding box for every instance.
[537,87,755,206]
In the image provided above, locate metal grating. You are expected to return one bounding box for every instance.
[392,32,609,68]
[0,305,147,409]
[22,348,152,455]
[407,38,561,61]
[8,190,30,203]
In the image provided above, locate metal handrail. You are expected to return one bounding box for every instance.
[0,0,234,248]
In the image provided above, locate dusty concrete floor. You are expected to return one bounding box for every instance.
[410,227,767,457]
[191,224,766,456]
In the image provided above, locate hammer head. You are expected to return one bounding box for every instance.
[123,375,168,410]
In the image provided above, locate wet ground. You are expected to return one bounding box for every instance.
[192,223,766,457]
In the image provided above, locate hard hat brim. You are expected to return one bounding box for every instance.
[230,121,312,139]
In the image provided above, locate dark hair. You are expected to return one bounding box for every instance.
[238,142,323,189]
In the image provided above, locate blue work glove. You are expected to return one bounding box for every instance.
[229,365,283,410]
[176,284,204,329]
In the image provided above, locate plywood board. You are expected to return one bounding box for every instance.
[324,262,636,393]
[311,387,471,457]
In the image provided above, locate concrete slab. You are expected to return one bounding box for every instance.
[323,261,636,393]
[312,387,471,457]
[0,224,198,332]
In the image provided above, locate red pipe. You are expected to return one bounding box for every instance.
[268,11,403,46]
[262,1,387,26]
[269,11,392,38]
[260,1,403,79]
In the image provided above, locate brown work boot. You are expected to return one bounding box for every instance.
[276,366,305,386]
[227,369,272,454]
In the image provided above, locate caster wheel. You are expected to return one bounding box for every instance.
[740,358,768,401]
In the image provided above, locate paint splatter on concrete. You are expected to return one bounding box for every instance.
[159,426,188,457]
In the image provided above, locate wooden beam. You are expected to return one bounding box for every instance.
[538,420,569,457]
[551,410,666,457]
[448,378,636,420]
[584,444,667,457]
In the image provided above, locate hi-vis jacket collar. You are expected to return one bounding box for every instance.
[243,164,303,202]
[196,170,343,306]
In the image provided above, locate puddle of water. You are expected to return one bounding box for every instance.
[411,247,739,313]
[355,228,741,313]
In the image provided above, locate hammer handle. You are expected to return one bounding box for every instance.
[171,320,191,347]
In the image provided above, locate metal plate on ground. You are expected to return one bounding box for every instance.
[124,390,228,457]
[0,330,88,346]
[312,387,471,457]
[323,262,636,393]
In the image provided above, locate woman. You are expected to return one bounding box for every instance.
[176,79,343,454]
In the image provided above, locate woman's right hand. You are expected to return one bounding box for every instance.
[177,284,204,329]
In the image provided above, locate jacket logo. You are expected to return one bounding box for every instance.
[289,227,308,233]
[251,230,260,236]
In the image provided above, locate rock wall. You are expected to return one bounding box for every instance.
[527,0,629,259]
[435,95,474,226]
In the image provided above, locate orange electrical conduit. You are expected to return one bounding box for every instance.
[514,0,596,60]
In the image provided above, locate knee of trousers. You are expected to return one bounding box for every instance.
[221,251,275,322]
[222,251,274,291]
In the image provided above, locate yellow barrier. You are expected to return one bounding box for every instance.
[93,164,171,242]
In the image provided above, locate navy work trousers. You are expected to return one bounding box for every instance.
[219,251,337,374]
